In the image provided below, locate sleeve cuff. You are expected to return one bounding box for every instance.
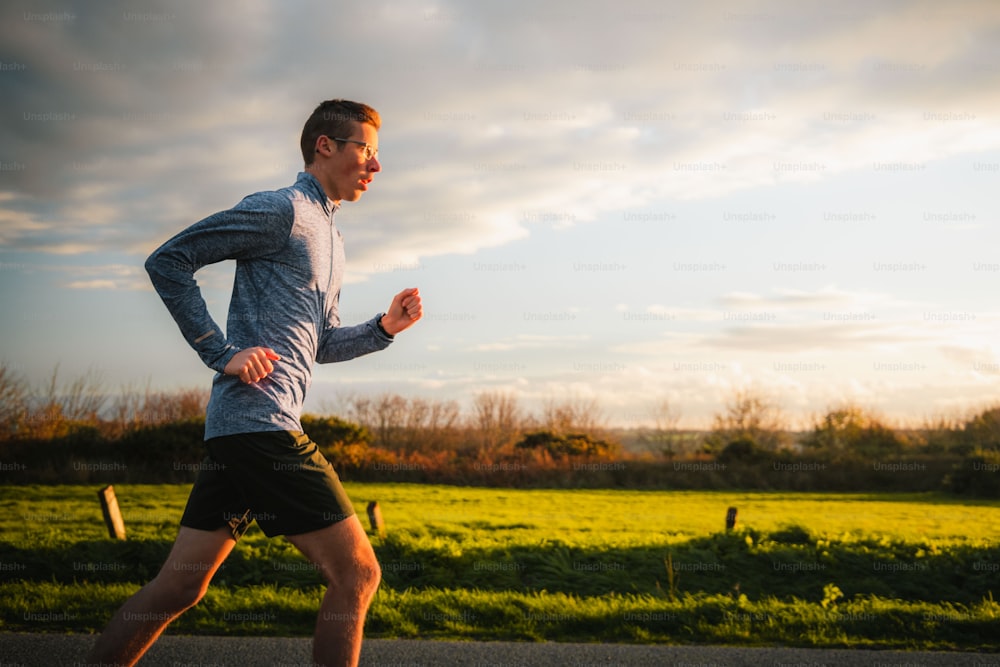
[374,313,394,340]
[206,344,241,373]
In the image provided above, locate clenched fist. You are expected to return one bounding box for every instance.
[224,347,282,384]
[380,287,423,335]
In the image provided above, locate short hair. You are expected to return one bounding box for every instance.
[300,99,381,165]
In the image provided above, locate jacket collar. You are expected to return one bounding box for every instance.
[296,171,339,216]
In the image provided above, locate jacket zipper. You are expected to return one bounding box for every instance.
[325,208,335,325]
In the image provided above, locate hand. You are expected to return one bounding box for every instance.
[380,287,423,335]
[224,347,282,384]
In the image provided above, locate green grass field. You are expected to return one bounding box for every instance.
[1,484,999,650]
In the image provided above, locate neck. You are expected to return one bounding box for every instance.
[304,164,340,203]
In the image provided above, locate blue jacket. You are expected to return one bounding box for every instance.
[146,172,392,439]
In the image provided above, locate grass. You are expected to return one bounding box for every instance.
[1,484,999,650]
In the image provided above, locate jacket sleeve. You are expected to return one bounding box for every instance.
[316,314,394,364]
[145,193,294,372]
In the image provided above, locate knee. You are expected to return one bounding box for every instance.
[152,571,210,613]
[352,553,382,597]
[364,556,382,594]
[329,553,381,599]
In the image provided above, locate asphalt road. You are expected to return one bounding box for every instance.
[2,633,998,667]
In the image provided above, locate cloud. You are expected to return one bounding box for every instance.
[37,262,151,290]
[719,287,858,309]
[3,0,1000,429]
[0,199,50,244]
[65,279,117,289]
[470,333,590,352]
[704,321,925,353]
[3,0,999,275]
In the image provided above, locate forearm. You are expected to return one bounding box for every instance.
[144,193,292,372]
[145,248,240,372]
[316,315,393,364]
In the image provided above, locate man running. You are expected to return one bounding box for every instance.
[87,99,422,667]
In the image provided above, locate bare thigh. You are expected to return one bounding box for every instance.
[285,516,379,587]
[154,525,237,598]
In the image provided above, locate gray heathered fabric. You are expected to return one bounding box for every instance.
[145,172,393,440]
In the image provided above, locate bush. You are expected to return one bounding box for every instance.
[515,430,619,458]
[704,389,791,454]
[301,413,369,445]
[946,450,1000,497]
[961,406,1000,451]
[718,438,767,463]
[803,404,905,458]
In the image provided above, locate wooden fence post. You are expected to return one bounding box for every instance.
[367,501,385,538]
[726,506,738,532]
[98,485,127,540]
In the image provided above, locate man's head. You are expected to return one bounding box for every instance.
[301,99,382,203]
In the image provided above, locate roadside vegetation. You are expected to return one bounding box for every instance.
[1,484,998,649]
[2,364,999,648]
[1,365,998,495]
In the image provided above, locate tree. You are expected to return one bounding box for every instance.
[16,365,108,440]
[915,414,965,454]
[427,398,463,449]
[109,383,209,437]
[345,392,408,450]
[0,363,29,440]
[802,403,903,458]
[346,392,463,452]
[49,365,107,424]
[541,394,605,435]
[648,398,684,459]
[961,405,1000,451]
[706,389,789,453]
[515,430,619,458]
[403,397,462,452]
[472,391,522,450]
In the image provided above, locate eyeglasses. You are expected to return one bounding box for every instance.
[326,136,378,161]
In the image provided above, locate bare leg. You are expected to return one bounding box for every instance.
[86,526,236,667]
[286,515,381,667]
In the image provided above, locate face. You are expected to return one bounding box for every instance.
[315,121,381,203]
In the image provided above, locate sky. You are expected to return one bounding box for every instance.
[1,0,1000,429]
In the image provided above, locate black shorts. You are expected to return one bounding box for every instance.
[180,430,356,539]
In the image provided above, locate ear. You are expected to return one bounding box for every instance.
[314,136,334,157]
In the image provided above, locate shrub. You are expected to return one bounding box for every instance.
[705,389,790,453]
[515,430,619,459]
[961,406,1000,451]
[718,438,767,464]
[803,404,904,459]
[946,449,1000,497]
[301,414,370,448]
